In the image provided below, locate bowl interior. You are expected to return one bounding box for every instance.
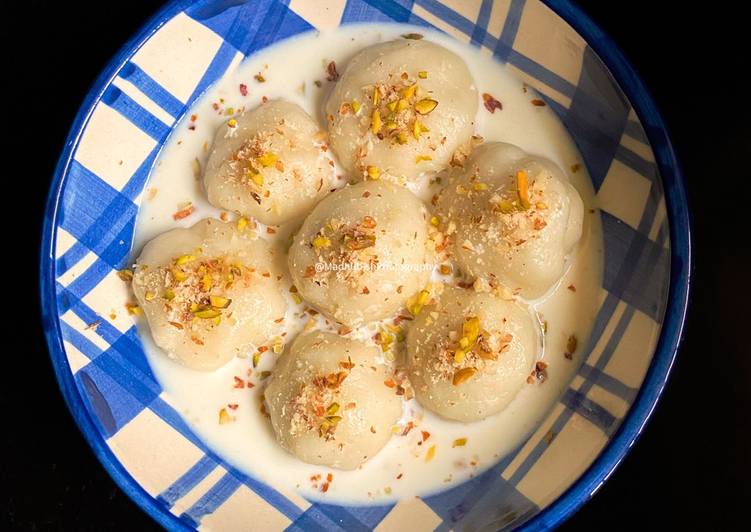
[42,0,679,530]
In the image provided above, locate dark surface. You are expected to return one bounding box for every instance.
[6,0,748,530]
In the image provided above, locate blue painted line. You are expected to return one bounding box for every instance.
[158,456,217,508]
[60,320,104,361]
[508,48,576,99]
[363,0,416,23]
[614,144,658,182]
[578,363,637,402]
[121,145,160,199]
[120,61,185,118]
[179,472,242,528]
[56,141,155,277]
[624,118,647,143]
[287,502,393,532]
[495,0,525,61]
[536,91,568,119]
[102,85,171,142]
[560,389,617,434]
[186,40,238,105]
[55,165,139,276]
[470,0,493,47]
[415,0,475,33]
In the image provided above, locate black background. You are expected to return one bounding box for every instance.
[5,0,749,530]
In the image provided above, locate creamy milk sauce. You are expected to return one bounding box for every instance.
[133,24,603,504]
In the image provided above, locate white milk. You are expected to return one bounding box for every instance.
[133,24,603,504]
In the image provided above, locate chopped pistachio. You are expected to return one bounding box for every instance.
[209,295,231,309]
[164,288,176,301]
[125,303,142,316]
[397,98,409,111]
[117,270,134,282]
[415,155,432,164]
[430,215,440,227]
[219,408,232,424]
[516,170,531,209]
[313,235,332,249]
[227,118,237,128]
[472,183,488,191]
[463,316,480,345]
[144,290,156,302]
[248,172,264,186]
[326,402,340,416]
[418,71,428,79]
[452,367,477,385]
[452,437,468,447]
[252,351,261,368]
[414,98,438,115]
[237,217,249,232]
[371,109,382,135]
[366,165,381,180]
[498,200,515,214]
[351,100,362,114]
[372,87,380,106]
[396,131,409,144]
[402,84,417,99]
[386,101,398,112]
[194,308,221,319]
[202,274,213,292]
[454,348,467,364]
[175,254,196,266]
[192,158,202,179]
[425,444,436,462]
[408,289,431,316]
[271,337,284,354]
[412,120,428,139]
[257,152,278,168]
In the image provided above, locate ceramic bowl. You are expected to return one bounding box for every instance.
[40,0,690,529]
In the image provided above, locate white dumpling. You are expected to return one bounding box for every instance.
[288,180,432,326]
[406,286,537,422]
[265,332,402,470]
[325,39,478,182]
[204,99,332,225]
[132,218,287,371]
[436,142,584,299]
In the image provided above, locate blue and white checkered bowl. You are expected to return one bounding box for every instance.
[40,1,691,529]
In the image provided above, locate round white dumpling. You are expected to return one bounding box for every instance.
[436,142,584,299]
[406,286,537,422]
[288,180,432,326]
[204,99,332,225]
[265,332,402,469]
[325,39,478,182]
[132,218,287,371]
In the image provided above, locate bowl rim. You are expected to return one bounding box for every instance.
[38,1,691,530]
